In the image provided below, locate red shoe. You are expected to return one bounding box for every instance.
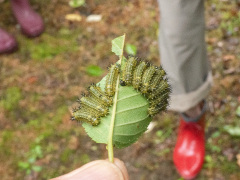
[173,115,205,179]
[11,0,44,37]
[0,28,18,54]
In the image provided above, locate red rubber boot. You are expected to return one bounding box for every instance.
[11,0,44,37]
[0,28,18,54]
[173,115,205,179]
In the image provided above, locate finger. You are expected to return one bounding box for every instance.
[51,158,129,180]
[111,158,129,180]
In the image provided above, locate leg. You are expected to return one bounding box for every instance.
[158,0,212,113]
[157,0,212,179]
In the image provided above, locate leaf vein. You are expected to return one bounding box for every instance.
[114,130,146,136]
[116,103,149,114]
[115,116,149,127]
[117,93,140,101]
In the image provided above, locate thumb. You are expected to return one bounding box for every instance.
[50,158,129,180]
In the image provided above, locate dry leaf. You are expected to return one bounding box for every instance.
[65,14,82,22]
[223,55,235,62]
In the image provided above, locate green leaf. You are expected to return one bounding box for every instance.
[83,36,152,149]
[26,169,31,175]
[111,35,125,57]
[69,0,85,8]
[86,65,104,77]
[224,125,240,137]
[28,157,36,164]
[83,75,151,148]
[125,44,137,55]
[205,155,213,163]
[18,161,30,170]
[32,166,43,172]
[33,145,43,158]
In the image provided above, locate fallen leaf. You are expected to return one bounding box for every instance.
[65,14,82,22]
[223,55,235,62]
[86,14,102,22]
[220,76,235,89]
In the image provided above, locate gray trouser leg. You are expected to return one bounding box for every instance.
[158,0,212,113]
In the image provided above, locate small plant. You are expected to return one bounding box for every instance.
[71,35,171,162]
[18,136,44,175]
[86,65,104,77]
[69,0,85,8]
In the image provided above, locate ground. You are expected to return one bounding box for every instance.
[0,0,240,179]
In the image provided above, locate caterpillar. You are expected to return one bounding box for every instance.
[148,101,168,116]
[132,60,149,90]
[79,95,109,117]
[105,63,120,96]
[140,65,156,94]
[88,84,113,106]
[71,57,171,126]
[72,110,100,126]
[121,56,138,86]
[149,91,169,107]
[149,66,166,92]
[147,79,170,100]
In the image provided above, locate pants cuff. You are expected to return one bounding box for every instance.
[180,100,207,122]
[167,71,213,113]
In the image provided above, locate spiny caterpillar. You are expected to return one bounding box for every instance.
[133,61,149,90]
[120,56,138,86]
[72,109,100,126]
[71,56,171,126]
[72,63,120,126]
[72,83,114,126]
[148,101,168,117]
[105,63,120,96]
[140,65,156,94]
[88,84,113,106]
[121,56,171,116]
[79,95,109,117]
[149,67,166,92]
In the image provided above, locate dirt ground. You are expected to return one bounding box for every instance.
[0,0,240,179]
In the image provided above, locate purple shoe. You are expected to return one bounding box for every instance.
[11,0,44,37]
[0,28,18,54]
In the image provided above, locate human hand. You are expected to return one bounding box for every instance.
[51,158,129,180]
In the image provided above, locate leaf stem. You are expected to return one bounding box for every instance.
[108,76,120,162]
[108,34,125,162]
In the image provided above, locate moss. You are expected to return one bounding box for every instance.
[60,149,73,163]
[0,87,22,111]
[20,32,79,61]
